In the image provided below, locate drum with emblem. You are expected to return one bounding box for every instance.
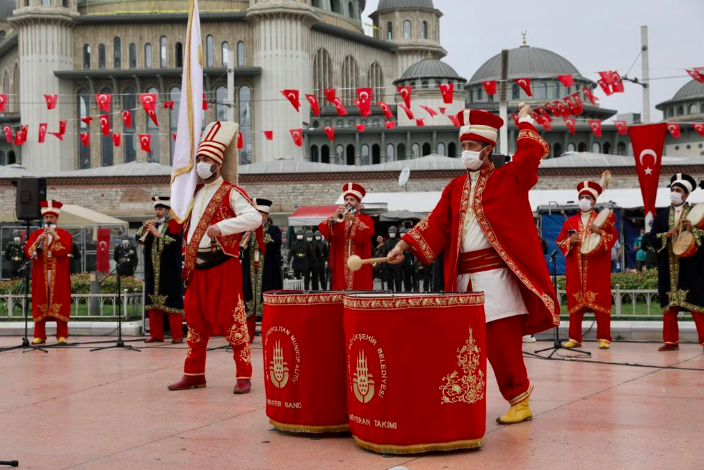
[343,292,487,454]
[686,204,704,230]
[262,291,348,433]
[673,231,697,258]
[580,208,612,256]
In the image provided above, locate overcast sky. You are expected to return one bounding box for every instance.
[363,0,703,123]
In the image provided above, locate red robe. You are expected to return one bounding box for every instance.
[556,211,617,315]
[403,121,559,335]
[318,213,374,291]
[25,228,73,324]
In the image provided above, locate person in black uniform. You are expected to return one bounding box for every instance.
[314,230,329,290]
[114,235,138,277]
[399,227,417,292]
[373,234,387,290]
[288,229,313,289]
[381,226,402,292]
[4,230,25,279]
[69,241,82,274]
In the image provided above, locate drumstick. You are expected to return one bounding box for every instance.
[347,255,391,272]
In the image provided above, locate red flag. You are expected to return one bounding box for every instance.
[397,86,412,108]
[511,113,519,126]
[203,92,208,110]
[398,103,414,120]
[588,119,603,137]
[686,68,704,83]
[582,86,598,105]
[38,123,47,143]
[563,96,578,115]
[122,110,132,128]
[58,120,67,135]
[415,118,425,127]
[545,103,557,115]
[332,98,348,116]
[482,80,497,95]
[439,107,447,115]
[324,126,335,141]
[237,131,244,149]
[14,126,27,146]
[598,79,614,96]
[693,123,704,136]
[162,100,174,110]
[282,90,301,112]
[353,99,371,118]
[3,125,12,143]
[540,120,552,131]
[598,71,623,92]
[97,228,111,274]
[172,133,177,141]
[448,115,460,127]
[290,128,303,147]
[629,123,667,218]
[555,101,569,116]
[48,132,63,141]
[264,131,273,141]
[439,82,454,104]
[563,116,576,134]
[112,133,122,146]
[514,78,532,97]
[44,94,58,110]
[99,115,110,135]
[140,93,157,112]
[139,134,151,152]
[385,121,396,129]
[0,94,7,113]
[571,93,584,115]
[146,108,159,127]
[419,105,437,117]
[666,122,681,138]
[356,88,372,117]
[305,94,320,116]
[557,74,574,86]
[355,123,366,132]
[324,88,337,104]
[376,101,393,119]
[80,132,90,147]
[81,116,93,126]
[614,120,629,136]
[95,93,112,112]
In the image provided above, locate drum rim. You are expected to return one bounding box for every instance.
[343,292,485,310]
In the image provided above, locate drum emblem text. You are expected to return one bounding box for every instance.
[269,340,290,389]
[353,349,375,403]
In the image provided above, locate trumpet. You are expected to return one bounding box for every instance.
[335,204,357,223]
[138,219,157,244]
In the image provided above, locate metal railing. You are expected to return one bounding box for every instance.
[557,285,661,318]
[1,293,143,320]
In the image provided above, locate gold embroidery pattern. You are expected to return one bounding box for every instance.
[36,303,68,323]
[517,128,550,159]
[240,343,252,365]
[144,220,183,314]
[264,292,345,306]
[440,328,485,405]
[664,205,704,313]
[343,293,484,311]
[186,326,203,360]
[225,298,249,347]
[344,215,363,290]
[51,241,65,252]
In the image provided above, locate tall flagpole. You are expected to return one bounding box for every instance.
[640,26,651,124]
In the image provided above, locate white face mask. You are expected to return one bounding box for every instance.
[306,237,313,242]
[155,217,165,223]
[197,161,215,180]
[297,235,303,240]
[315,236,321,241]
[122,240,129,246]
[389,233,396,238]
[14,237,20,242]
[579,198,593,212]
[461,150,484,170]
[670,191,684,206]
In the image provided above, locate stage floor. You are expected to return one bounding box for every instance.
[1,336,702,470]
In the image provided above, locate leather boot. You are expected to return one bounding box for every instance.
[233,379,252,394]
[658,343,679,352]
[145,337,163,343]
[497,397,533,425]
[168,375,206,391]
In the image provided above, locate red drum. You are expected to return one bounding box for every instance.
[343,293,487,454]
[262,291,348,433]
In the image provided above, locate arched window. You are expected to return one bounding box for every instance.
[123,87,137,163]
[553,142,562,158]
[361,144,370,165]
[312,120,319,128]
[222,42,229,66]
[341,55,358,105]
[689,103,698,115]
[403,20,411,39]
[175,42,183,67]
[551,83,560,99]
[216,86,228,121]
[41,0,50,6]
[83,44,91,69]
[578,142,587,152]
[617,142,626,156]
[321,144,330,164]
[128,43,137,68]
[311,145,319,163]
[160,36,168,68]
[238,85,252,164]
[312,0,321,7]
[701,103,704,114]
[603,142,611,155]
[206,35,214,67]
[386,22,393,40]
[169,86,181,163]
[386,143,395,162]
[347,1,354,18]
[0,151,5,166]
[99,86,113,166]
[346,144,355,165]
[368,62,383,101]
[336,120,343,127]
[237,41,245,66]
[567,142,576,152]
[676,105,684,116]
[398,143,406,161]
[476,87,482,101]
[372,119,379,127]
[448,142,456,158]
[146,86,160,163]
[539,82,548,100]
[422,21,428,39]
[77,88,91,168]
[372,144,380,164]
[348,119,355,127]
[62,0,67,6]
[437,142,446,156]
[113,37,121,69]
[412,143,420,159]
[422,142,431,156]
[422,80,429,89]
[98,44,106,69]
[512,83,520,100]
[330,0,341,14]
[7,150,15,165]
[592,142,601,153]
[144,43,152,68]
[335,144,344,165]
[313,48,332,104]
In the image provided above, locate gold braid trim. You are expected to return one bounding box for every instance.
[269,419,349,434]
[343,293,484,311]
[352,436,482,455]
[517,129,550,159]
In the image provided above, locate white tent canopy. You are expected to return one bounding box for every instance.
[336,192,441,214]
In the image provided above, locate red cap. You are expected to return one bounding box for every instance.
[342,183,366,203]
[577,181,603,200]
[40,200,63,217]
[457,109,504,145]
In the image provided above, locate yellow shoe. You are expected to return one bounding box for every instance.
[496,397,533,425]
[57,337,68,344]
[562,340,582,348]
[599,340,610,349]
[31,338,45,345]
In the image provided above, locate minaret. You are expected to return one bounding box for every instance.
[8,0,77,171]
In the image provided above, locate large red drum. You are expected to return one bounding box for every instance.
[343,293,487,454]
[262,291,348,433]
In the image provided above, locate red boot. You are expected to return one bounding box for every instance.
[168,375,206,391]
[658,343,679,352]
[145,337,163,343]
[233,379,251,394]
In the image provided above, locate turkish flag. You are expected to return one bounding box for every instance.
[282,89,301,112]
[439,82,454,104]
[138,134,151,152]
[99,115,110,135]
[538,107,552,123]
[203,93,208,110]
[44,94,58,110]
[397,86,412,108]
[545,103,557,115]
[385,121,396,129]
[563,96,577,115]
[570,93,584,115]
[582,86,598,105]
[599,71,624,92]
[0,94,7,112]
[598,79,614,96]
[58,120,67,135]
[376,101,393,119]
[693,123,704,136]
[3,125,12,143]
[398,103,414,120]
[416,119,425,127]
[81,116,93,126]
[305,94,320,116]
[14,126,27,146]
[237,131,244,149]
[49,132,63,141]
[563,116,576,134]
[482,80,497,95]
[162,100,174,110]
[95,93,112,112]
[146,108,159,127]
[514,78,532,97]
[112,133,122,147]
[666,122,681,138]
[419,105,437,117]
[122,110,132,127]
[448,115,460,127]
[264,131,274,141]
[140,93,157,112]
[686,69,704,83]
[324,126,335,141]
[540,120,552,131]
[290,128,303,147]
[439,107,447,115]
[356,88,372,116]
[38,123,47,143]
[353,99,371,118]
[332,98,348,116]
[629,123,667,217]
[355,123,366,132]
[96,228,111,274]
[324,88,337,104]
[80,132,90,147]
[588,119,603,137]
[555,101,569,117]
[557,74,574,86]
[614,120,629,136]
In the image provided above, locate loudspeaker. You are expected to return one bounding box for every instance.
[14,178,47,221]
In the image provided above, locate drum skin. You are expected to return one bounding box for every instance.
[343,293,487,454]
[673,232,697,258]
[687,204,704,230]
[262,291,349,433]
[580,209,611,256]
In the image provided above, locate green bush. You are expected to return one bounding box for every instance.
[0,274,143,295]
[557,268,658,290]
